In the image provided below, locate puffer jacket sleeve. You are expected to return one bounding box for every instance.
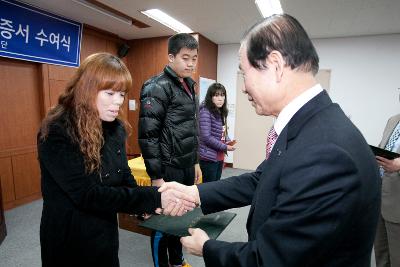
[138,80,169,180]
[199,107,227,152]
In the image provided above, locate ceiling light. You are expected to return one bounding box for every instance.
[141,9,193,33]
[255,0,283,18]
[72,0,132,25]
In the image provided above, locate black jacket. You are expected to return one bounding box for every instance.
[198,91,381,267]
[139,66,198,180]
[38,115,161,267]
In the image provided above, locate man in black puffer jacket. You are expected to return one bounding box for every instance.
[138,33,202,267]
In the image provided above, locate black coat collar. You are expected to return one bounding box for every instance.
[164,65,196,90]
[286,90,332,142]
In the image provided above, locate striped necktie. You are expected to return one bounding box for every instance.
[266,127,278,159]
[385,122,400,151]
[380,122,400,176]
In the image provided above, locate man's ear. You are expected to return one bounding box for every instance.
[168,54,174,63]
[268,51,284,82]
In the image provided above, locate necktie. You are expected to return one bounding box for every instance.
[385,122,400,151]
[266,127,278,159]
[380,122,400,176]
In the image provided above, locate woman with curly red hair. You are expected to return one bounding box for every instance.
[38,53,194,267]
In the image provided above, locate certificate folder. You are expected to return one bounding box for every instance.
[139,208,236,239]
[369,145,400,160]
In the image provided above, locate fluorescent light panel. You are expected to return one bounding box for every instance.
[141,9,193,33]
[72,0,132,25]
[255,0,283,18]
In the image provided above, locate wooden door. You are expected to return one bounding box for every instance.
[0,179,6,245]
[0,57,42,209]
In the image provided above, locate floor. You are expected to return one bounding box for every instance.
[0,167,376,266]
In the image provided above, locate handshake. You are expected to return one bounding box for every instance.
[158,182,200,216]
[158,182,210,256]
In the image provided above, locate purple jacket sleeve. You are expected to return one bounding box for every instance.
[199,107,227,152]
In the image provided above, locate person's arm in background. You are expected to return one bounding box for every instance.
[376,157,400,173]
[138,81,168,186]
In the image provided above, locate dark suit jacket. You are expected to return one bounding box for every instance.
[198,91,381,267]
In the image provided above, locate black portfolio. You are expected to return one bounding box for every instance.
[139,207,236,239]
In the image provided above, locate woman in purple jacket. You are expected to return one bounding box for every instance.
[199,83,236,182]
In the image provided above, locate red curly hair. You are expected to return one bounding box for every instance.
[40,53,132,173]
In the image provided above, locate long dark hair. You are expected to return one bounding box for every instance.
[40,53,132,174]
[203,82,228,124]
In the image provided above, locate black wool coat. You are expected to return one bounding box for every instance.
[38,115,161,267]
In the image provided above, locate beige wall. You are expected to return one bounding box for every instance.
[233,73,274,170]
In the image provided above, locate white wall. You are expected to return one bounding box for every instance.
[217,44,241,163]
[218,34,400,154]
[314,34,400,145]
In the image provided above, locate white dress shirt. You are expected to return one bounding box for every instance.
[274,84,323,136]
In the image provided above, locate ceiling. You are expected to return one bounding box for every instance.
[23,0,400,44]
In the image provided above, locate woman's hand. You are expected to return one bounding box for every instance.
[227,145,236,151]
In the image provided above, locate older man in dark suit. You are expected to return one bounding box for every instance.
[160,14,381,267]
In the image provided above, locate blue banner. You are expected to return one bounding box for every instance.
[0,0,82,67]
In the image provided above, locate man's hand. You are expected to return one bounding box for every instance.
[194,163,202,184]
[180,228,210,256]
[159,187,196,216]
[159,182,200,206]
[152,178,165,187]
[376,156,400,173]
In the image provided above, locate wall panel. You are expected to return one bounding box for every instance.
[0,58,41,150]
[198,35,218,84]
[12,151,41,200]
[0,157,14,205]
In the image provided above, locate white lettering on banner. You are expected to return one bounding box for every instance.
[49,32,60,49]
[0,18,15,39]
[35,29,48,46]
[15,24,29,43]
[1,40,7,49]
[61,35,70,52]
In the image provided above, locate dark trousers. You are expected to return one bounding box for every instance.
[151,165,195,267]
[374,214,400,267]
[199,160,223,183]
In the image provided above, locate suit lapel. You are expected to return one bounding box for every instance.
[246,91,334,237]
[287,90,333,142]
[246,128,288,233]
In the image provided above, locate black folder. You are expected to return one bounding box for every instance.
[369,145,400,160]
[139,207,236,239]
